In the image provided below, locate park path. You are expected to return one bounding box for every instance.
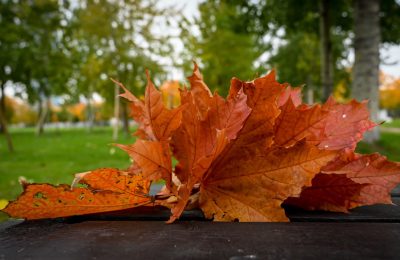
[381,127,400,134]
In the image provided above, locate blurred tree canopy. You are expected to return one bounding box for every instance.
[1,0,400,150]
[181,0,400,103]
[0,0,176,139]
[181,0,266,97]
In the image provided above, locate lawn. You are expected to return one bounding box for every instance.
[382,118,400,128]
[0,127,134,201]
[356,131,400,161]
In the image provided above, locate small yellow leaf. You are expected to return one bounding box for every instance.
[0,199,9,210]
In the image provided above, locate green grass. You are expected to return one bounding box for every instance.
[0,127,134,201]
[356,132,400,161]
[381,118,400,128]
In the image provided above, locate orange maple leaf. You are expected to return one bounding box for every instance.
[284,173,369,212]
[4,64,400,223]
[169,70,337,222]
[322,151,400,205]
[3,169,151,220]
[114,71,185,190]
[285,151,400,212]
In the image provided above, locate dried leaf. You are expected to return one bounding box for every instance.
[284,174,368,212]
[115,141,172,188]
[170,71,337,222]
[3,169,151,220]
[200,142,337,221]
[5,66,395,223]
[317,98,377,150]
[274,97,376,150]
[187,62,213,120]
[322,152,400,205]
[114,72,184,141]
[274,99,327,148]
[278,85,302,107]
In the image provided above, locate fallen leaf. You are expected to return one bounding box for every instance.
[274,99,327,148]
[317,97,377,150]
[0,199,8,210]
[114,72,184,141]
[3,169,151,220]
[115,140,172,189]
[322,152,400,205]
[4,65,396,223]
[171,71,337,222]
[284,173,368,212]
[278,85,302,107]
[200,142,337,221]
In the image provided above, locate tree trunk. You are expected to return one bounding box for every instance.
[86,95,94,133]
[319,0,334,101]
[0,86,14,152]
[352,0,381,143]
[36,97,49,136]
[121,102,130,138]
[0,82,5,134]
[112,84,120,141]
[306,77,314,105]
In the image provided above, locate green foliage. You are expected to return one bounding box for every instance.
[13,0,71,102]
[70,0,171,105]
[269,33,321,90]
[181,0,265,97]
[259,0,352,36]
[260,0,352,100]
[380,0,400,44]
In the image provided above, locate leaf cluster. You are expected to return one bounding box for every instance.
[3,65,400,222]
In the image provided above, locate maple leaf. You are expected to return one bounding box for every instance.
[200,141,337,221]
[274,100,328,148]
[113,72,185,189]
[285,151,400,212]
[3,168,151,220]
[168,65,251,222]
[186,62,213,120]
[278,85,302,107]
[115,140,172,187]
[4,64,397,223]
[284,173,369,212]
[274,96,376,150]
[169,70,337,222]
[317,98,377,150]
[322,151,400,205]
[113,71,184,141]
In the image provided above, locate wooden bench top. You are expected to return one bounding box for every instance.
[1,194,400,259]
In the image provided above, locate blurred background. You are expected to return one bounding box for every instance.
[0,0,400,207]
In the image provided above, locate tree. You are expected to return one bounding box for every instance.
[352,0,400,142]
[319,0,334,101]
[181,0,266,96]
[259,0,352,102]
[269,33,321,103]
[0,0,22,151]
[352,0,380,143]
[71,0,172,136]
[14,0,72,135]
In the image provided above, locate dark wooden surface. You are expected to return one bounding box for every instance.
[1,193,400,259]
[1,220,400,260]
